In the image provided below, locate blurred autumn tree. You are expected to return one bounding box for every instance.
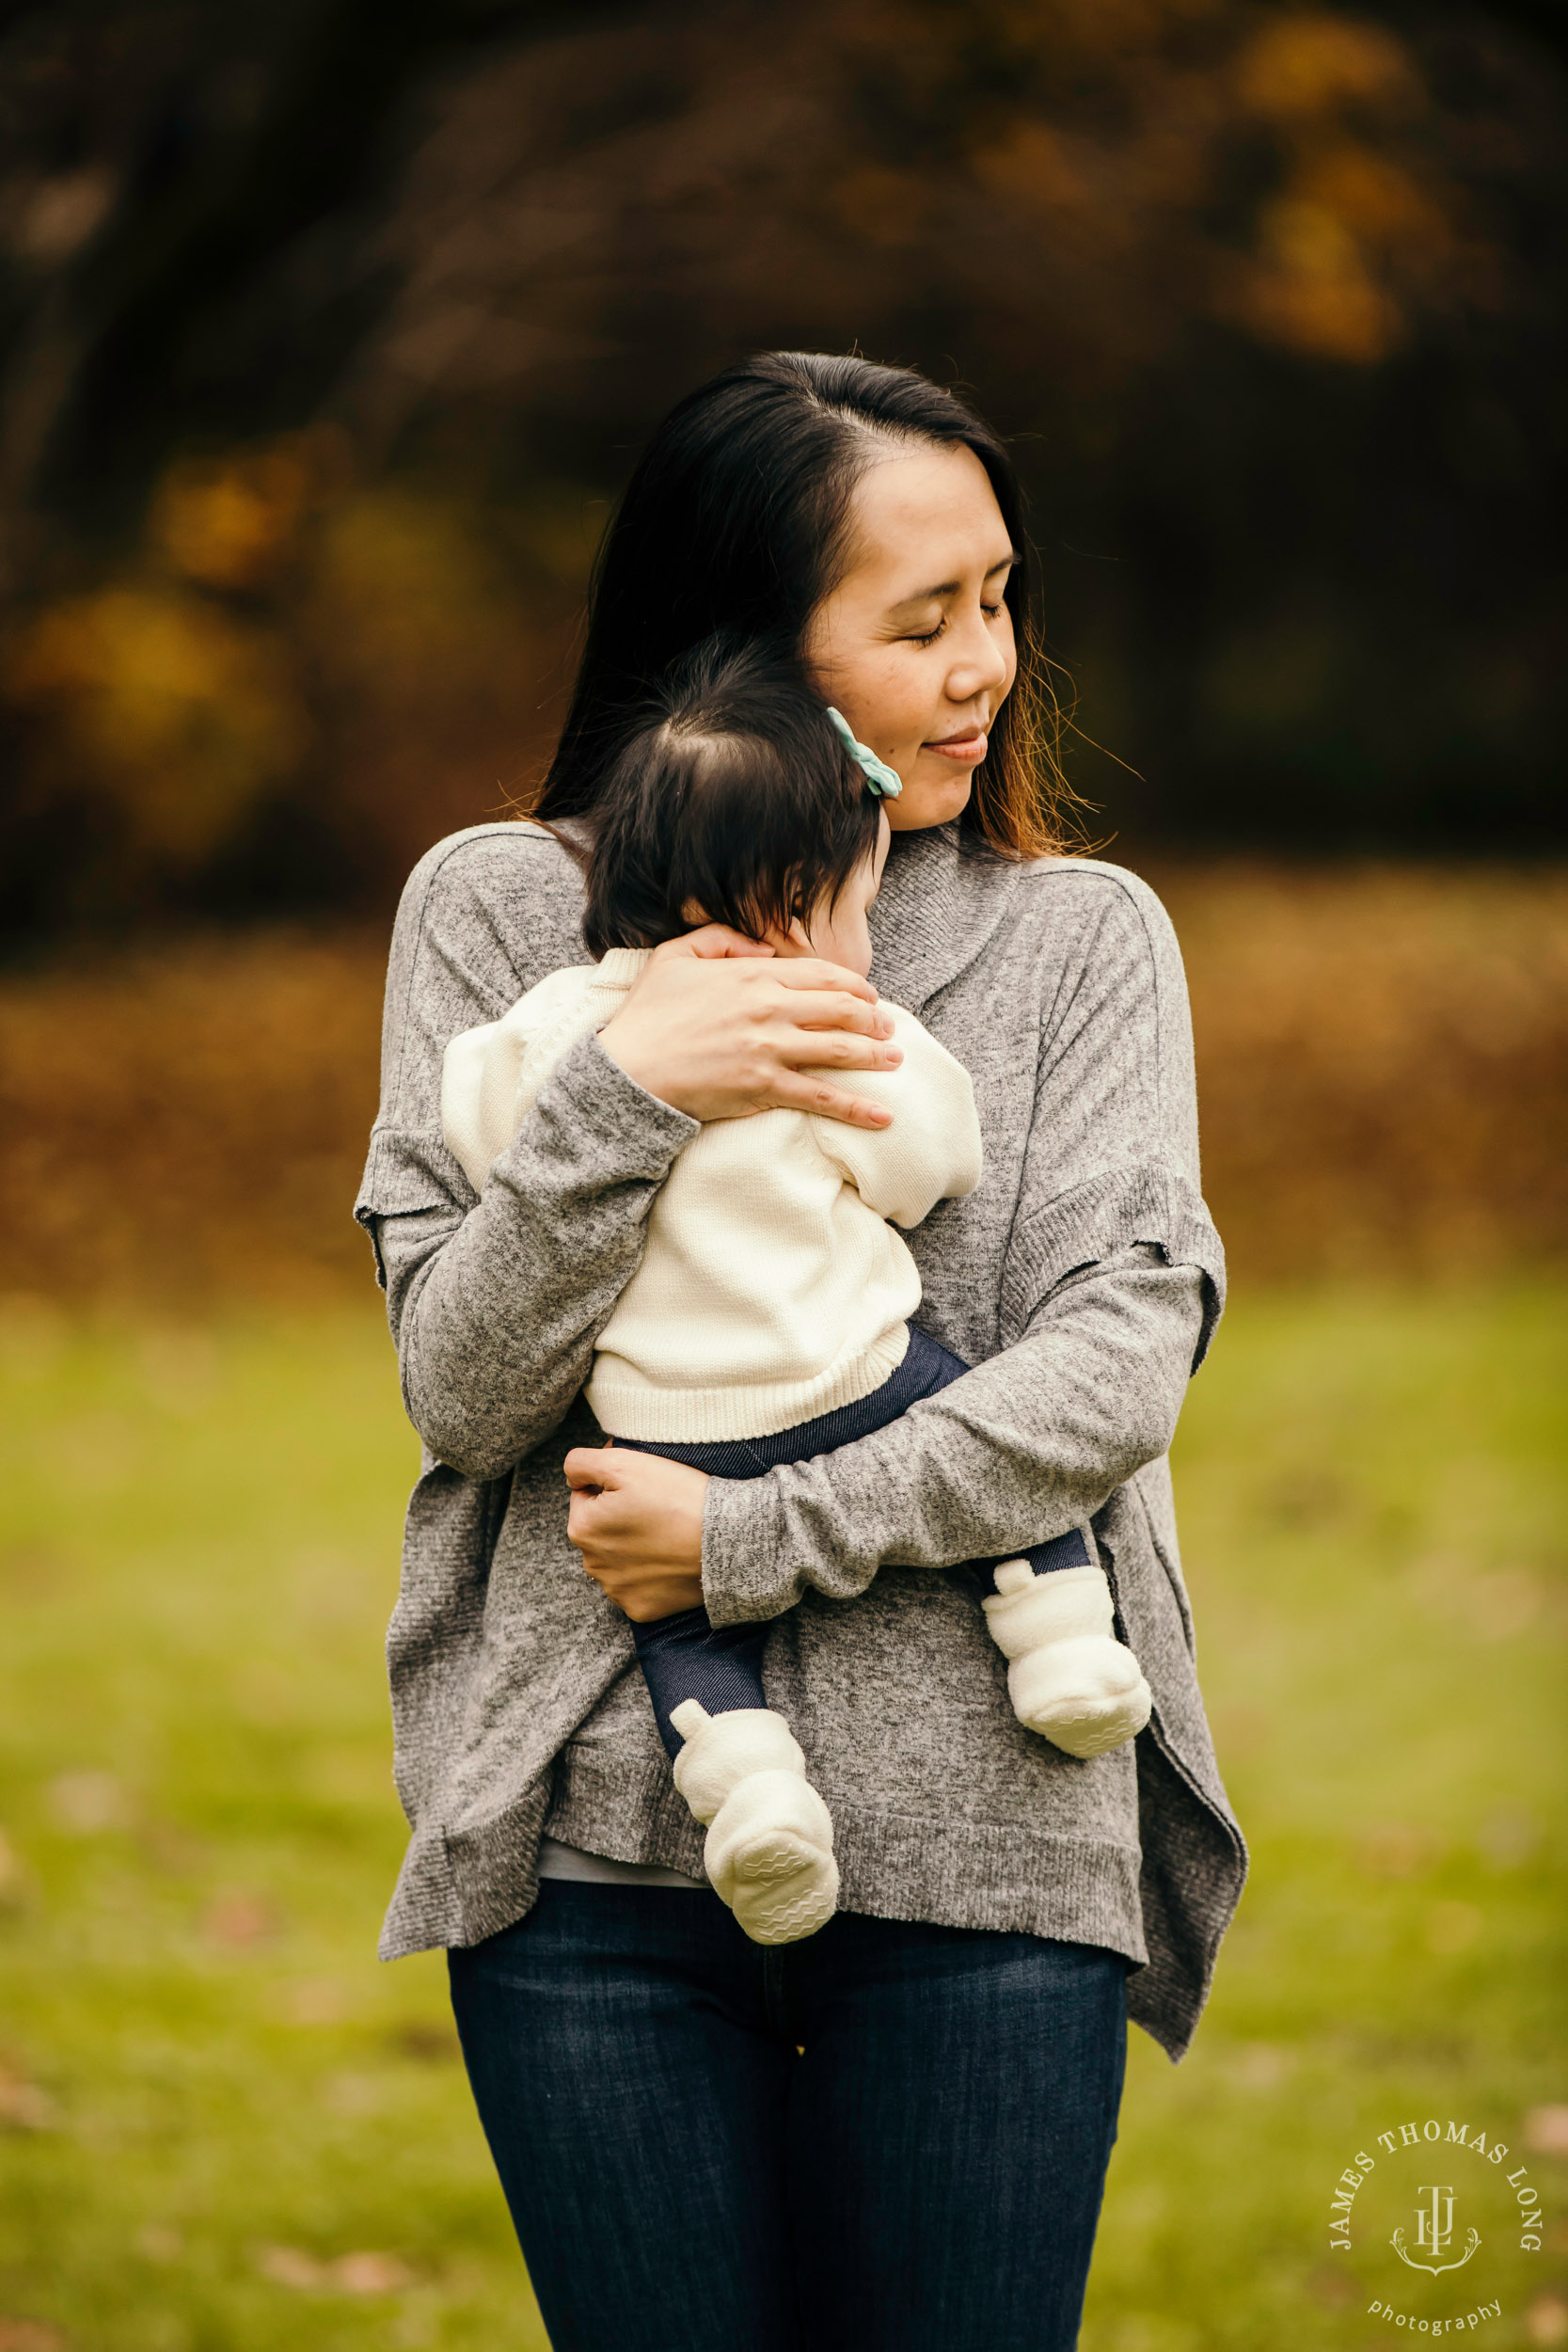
[0,0,1562,947]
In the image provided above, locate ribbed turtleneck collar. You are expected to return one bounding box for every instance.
[867,823,1019,1012]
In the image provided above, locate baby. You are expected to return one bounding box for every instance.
[442,640,1151,1947]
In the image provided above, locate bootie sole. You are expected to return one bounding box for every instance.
[1016,1677,1153,1758]
[705,1767,839,1947]
[1009,1635,1152,1758]
[725,1837,841,1947]
[728,1835,841,1947]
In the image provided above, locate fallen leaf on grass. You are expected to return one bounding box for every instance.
[0,2066,56,2131]
[1470,1566,1544,1640]
[391,2019,461,2064]
[46,1771,130,1835]
[0,1543,66,1601]
[1356,1821,1438,1879]
[258,2246,323,2289]
[335,2253,415,2295]
[1527,2295,1568,2347]
[322,2071,382,2117]
[1478,1804,1538,1870]
[0,2322,67,2351]
[1225,2041,1296,2091]
[257,2246,415,2295]
[280,1977,347,2026]
[1525,2106,1568,2157]
[1307,2263,1354,2307]
[200,1889,275,1949]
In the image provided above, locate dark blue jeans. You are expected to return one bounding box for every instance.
[620,1324,1093,1757]
[450,1883,1128,2352]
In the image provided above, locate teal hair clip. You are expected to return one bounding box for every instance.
[826,707,902,800]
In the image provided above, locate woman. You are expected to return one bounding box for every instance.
[356,353,1246,2352]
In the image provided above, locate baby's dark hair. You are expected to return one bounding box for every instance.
[578,637,885,959]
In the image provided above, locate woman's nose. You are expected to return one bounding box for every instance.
[944,612,1011,701]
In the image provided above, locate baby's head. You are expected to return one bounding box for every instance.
[580,639,892,977]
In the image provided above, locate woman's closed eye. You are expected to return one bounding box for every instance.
[903,601,1006,647]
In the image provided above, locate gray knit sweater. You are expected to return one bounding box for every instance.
[356,819,1247,2060]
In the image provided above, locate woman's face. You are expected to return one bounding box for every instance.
[801,442,1019,833]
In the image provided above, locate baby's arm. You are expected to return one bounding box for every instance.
[803,1005,982,1228]
[442,969,599,1192]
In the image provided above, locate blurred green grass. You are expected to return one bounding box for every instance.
[0,1287,1563,2350]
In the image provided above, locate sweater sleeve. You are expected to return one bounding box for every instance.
[356,834,697,1478]
[803,1006,984,1229]
[701,1244,1203,1620]
[439,967,598,1193]
[699,867,1226,1623]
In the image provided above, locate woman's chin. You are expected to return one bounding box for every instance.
[886,771,974,832]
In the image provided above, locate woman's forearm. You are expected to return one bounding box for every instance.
[699,1248,1206,1624]
[380,1031,698,1478]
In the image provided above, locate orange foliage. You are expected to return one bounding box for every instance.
[0,0,1547,915]
[1,869,1561,1305]
[6,588,309,866]
[0,935,385,1302]
[1165,864,1568,1279]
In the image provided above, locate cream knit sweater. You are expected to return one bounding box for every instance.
[440,947,983,1441]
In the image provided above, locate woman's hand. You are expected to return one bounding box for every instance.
[564,1443,709,1621]
[598,925,900,1128]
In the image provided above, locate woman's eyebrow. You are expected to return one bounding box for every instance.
[886,552,1020,612]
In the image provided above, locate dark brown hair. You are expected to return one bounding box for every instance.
[579,637,882,958]
[530,352,1077,861]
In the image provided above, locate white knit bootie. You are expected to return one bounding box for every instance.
[670,1701,839,1947]
[982,1563,1152,1758]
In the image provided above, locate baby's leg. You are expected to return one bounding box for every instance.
[666,1698,839,1948]
[612,1437,837,1947]
[853,1329,1152,1759]
[633,1609,770,1763]
[633,1606,837,1947]
[978,1529,1152,1759]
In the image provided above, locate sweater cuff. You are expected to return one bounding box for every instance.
[1001,1165,1227,1369]
[500,1027,700,1184]
[701,1472,801,1628]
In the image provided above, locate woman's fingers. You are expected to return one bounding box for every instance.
[566,1486,607,1546]
[599,946,898,1119]
[766,1072,895,1127]
[774,1019,901,1070]
[562,1444,625,1492]
[771,985,897,1041]
[563,1450,709,1597]
[768,954,882,1005]
[566,1478,632,1549]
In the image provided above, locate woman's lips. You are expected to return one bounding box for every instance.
[926,730,988,763]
